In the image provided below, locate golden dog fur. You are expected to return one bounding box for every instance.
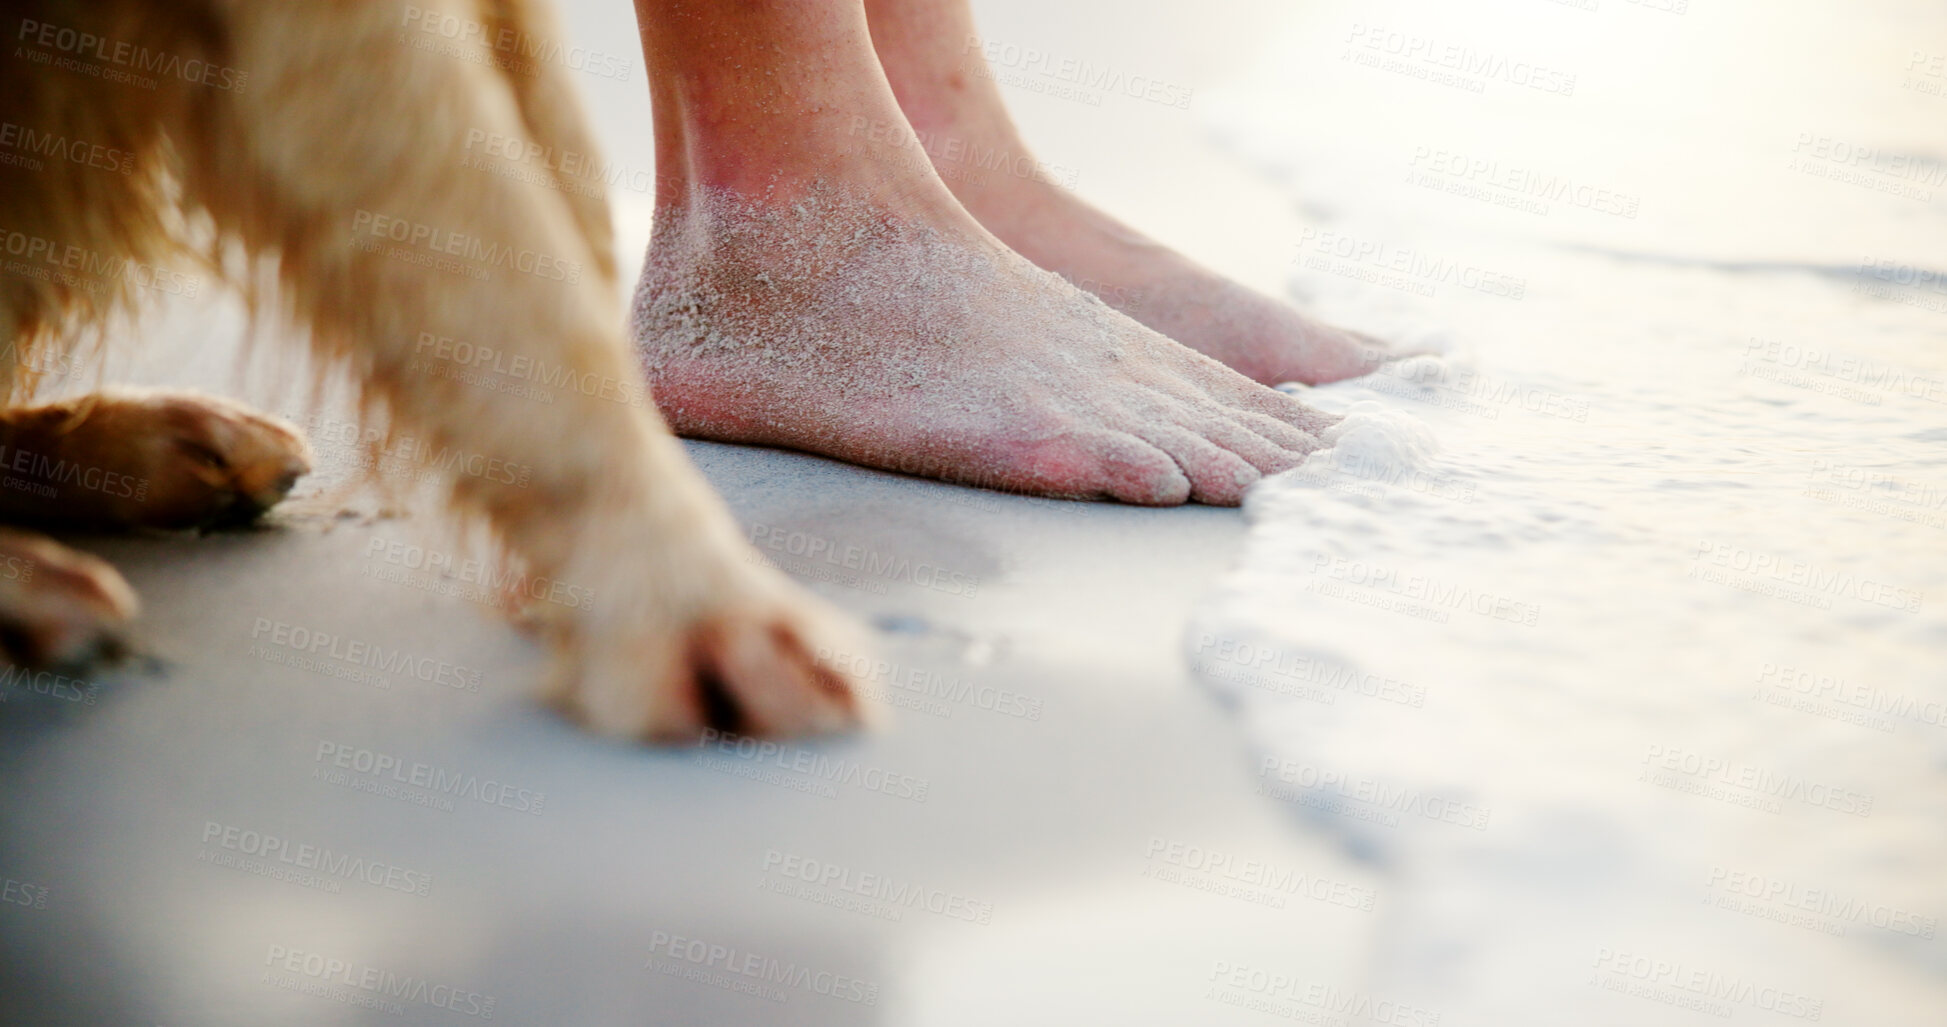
[0,0,869,739]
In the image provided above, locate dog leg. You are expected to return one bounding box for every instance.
[188,0,867,740]
[0,331,141,665]
[475,0,621,286]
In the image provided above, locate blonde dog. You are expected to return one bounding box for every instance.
[0,0,869,739]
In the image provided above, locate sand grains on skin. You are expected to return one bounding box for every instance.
[633,186,1338,506]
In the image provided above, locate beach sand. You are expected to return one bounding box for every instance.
[8,0,1941,1022]
[0,3,1385,1022]
[0,442,1380,1025]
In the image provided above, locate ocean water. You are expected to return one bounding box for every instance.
[1189,0,1947,1022]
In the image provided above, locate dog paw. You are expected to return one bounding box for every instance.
[0,528,137,668]
[1,389,312,531]
[550,573,874,743]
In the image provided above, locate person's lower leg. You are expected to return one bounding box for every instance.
[862,0,1396,386]
[630,0,1337,506]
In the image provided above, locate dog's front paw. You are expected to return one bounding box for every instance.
[552,574,873,743]
[0,528,137,668]
[1,389,312,531]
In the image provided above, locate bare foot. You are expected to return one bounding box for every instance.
[633,186,1335,506]
[957,180,1397,387]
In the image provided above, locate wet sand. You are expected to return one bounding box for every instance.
[0,433,1387,1024]
[0,0,1604,1022]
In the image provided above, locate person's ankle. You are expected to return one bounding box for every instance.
[657,147,960,224]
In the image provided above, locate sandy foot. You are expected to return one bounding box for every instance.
[633,187,1337,505]
[955,180,1399,386]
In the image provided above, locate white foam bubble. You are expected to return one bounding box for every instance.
[1317,400,1437,467]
